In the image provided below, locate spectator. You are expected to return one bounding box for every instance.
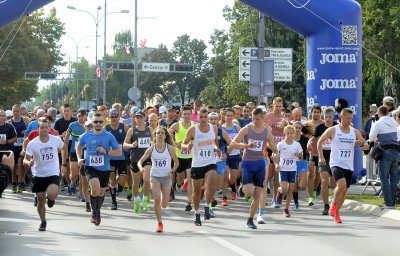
[391,108,400,142]
[382,96,396,113]
[364,104,378,140]
[368,106,400,209]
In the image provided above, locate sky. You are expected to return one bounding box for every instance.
[43,0,234,67]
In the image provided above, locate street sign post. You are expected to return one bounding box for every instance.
[239,47,292,82]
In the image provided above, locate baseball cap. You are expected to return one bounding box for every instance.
[256,105,267,112]
[77,108,87,116]
[85,120,93,126]
[109,109,119,117]
[159,106,167,114]
[135,111,146,118]
[208,112,218,118]
[47,107,57,115]
[130,106,140,112]
[382,96,395,104]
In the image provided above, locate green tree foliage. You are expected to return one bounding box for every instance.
[0,8,64,108]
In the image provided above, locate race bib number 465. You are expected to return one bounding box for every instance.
[89,155,104,167]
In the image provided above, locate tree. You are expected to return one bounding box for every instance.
[0,8,65,108]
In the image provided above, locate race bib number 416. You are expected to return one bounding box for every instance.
[198,149,212,160]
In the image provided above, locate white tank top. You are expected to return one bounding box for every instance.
[192,124,216,167]
[329,125,356,171]
[150,144,172,177]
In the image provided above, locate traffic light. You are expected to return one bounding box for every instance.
[174,64,194,73]
[119,63,134,70]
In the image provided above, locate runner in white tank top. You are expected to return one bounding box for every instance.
[138,127,179,233]
[182,108,221,226]
[317,108,365,224]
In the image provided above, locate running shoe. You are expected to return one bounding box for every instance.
[247,218,257,229]
[17,184,24,193]
[183,179,188,192]
[194,213,202,226]
[47,199,55,208]
[221,197,228,206]
[245,196,253,204]
[66,186,72,196]
[204,207,211,220]
[329,202,337,217]
[33,195,38,207]
[111,201,118,210]
[211,199,218,208]
[308,197,315,206]
[95,210,101,226]
[156,223,164,233]
[276,191,283,204]
[283,209,291,217]
[185,202,192,211]
[238,185,245,197]
[334,211,342,224]
[322,205,330,215]
[209,207,215,218]
[70,182,77,194]
[231,191,237,201]
[257,214,266,224]
[12,184,17,193]
[142,199,150,211]
[90,216,97,224]
[38,221,47,231]
[126,188,133,201]
[86,202,91,212]
[176,183,183,192]
[134,199,142,214]
[271,199,280,208]
[293,204,300,211]
[78,193,85,202]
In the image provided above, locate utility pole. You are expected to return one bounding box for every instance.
[133,0,139,105]
[102,0,107,106]
[258,13,265,104]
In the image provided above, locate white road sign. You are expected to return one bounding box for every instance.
[142,62,170,72]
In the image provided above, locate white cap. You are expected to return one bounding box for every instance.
[5,110,12,117]
[85,120,93,126]
[159,106,167,114]
[256,105,267,112]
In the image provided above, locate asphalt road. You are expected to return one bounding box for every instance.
[1,187,399,256]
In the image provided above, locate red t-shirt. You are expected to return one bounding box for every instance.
[27,128,56,141]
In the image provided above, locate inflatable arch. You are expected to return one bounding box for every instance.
[240,0,363,176]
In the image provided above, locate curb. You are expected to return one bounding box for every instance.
[343,199,400,222]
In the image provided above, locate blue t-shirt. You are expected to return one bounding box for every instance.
[68,121,86,153]
[79,130,121,171]
[105,123,126,161]
[25,120,38,138]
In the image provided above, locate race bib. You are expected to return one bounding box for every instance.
[39,147,54,163]
[0,134,6,141]
[180,149,192,157]
[274,136,284,143]
[138,137,151,148]
[248,139,263,152]
[338,149,352,160]
[14,137,24,146]
[282,158,295,168]
[89,155,104,167]
[198,149,213,160]
[154,159,167,168]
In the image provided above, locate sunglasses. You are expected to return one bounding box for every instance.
[93,120,104,124]
[110,116,119,118]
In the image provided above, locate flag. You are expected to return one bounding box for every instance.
[108,65,113,76]
[70,94,75,101]
[96,65,101,78]
[125,43,131,56]
[139,39,147,48]
[63,95,67,102]
[83,84,91,91]
[80,91,84,99]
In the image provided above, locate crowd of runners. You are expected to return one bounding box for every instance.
[1,97,380,232]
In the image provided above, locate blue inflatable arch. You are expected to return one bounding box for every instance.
[240,0,363,175]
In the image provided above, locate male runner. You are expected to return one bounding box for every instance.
[159,106,178,128]
[0,109,17,191]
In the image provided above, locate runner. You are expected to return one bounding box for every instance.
[76,113,122,226]
[62,109,87,200]
[231,107,277,229]
[275,125,303,217]
[105,109,129,210]
[138,127,179,232]
[124,111,153,214]
[168,106,195,211]
[222,108,241,203]
[0,109,17,192]
[265,97,285,208]
[159,106,178,129]
[317,108,365,223]
[182,108,220,226]
[311,107,337,215]
[238,106,253,128]
[23,117,65,231]
[10,105,30,192]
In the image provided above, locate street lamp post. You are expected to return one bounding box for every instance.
[67,4,129,106]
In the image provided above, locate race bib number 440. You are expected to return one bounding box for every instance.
[138,137,151,148]
[89,155,104,167]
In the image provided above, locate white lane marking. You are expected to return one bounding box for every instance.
[163,209,184,220]
[197,230,255,256]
